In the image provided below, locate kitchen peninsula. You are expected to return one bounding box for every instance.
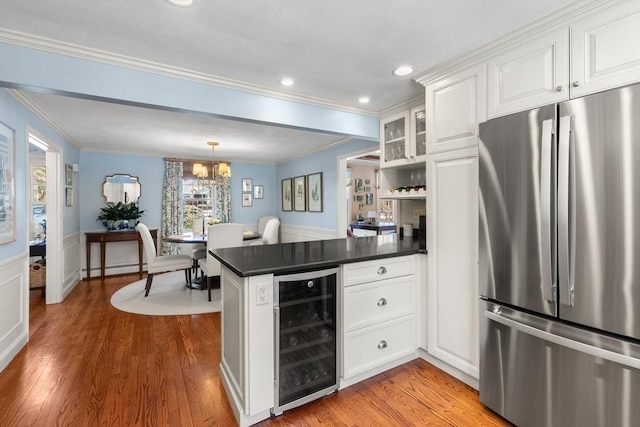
[211,235,426,426]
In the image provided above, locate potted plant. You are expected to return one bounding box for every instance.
[97,202,145,231]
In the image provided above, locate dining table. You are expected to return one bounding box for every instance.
[163,230,262,289]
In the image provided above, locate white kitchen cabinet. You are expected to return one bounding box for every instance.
[487,28,569,119]
[426,147,479,379]
[341,256,418,380]
[380,105,426,168]
[425,63,486,154]
[570,1,640,98]
[487,1,640,118]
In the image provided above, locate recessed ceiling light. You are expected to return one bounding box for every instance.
[392,65,414,77]
[358,96,370,104]
[165,0,194,7]
[280,77,295,87]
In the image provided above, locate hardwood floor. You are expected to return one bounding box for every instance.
[0,274,510,426]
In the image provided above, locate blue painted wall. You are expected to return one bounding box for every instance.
[277,139,378,230]
[79,152,279,231]
[0,90,79,260]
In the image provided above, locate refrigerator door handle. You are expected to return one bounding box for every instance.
[540,118,555,302]
[558,115,574,306]
[485,309,640,370]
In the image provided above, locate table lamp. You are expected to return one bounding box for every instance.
[366,211,377,224]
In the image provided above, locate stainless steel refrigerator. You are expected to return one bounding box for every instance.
[478,83,640,427]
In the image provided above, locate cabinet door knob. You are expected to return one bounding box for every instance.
[377,266,387,275]
[378,340,388,350]
[556,85,563,92]
[377,298,387,307]
[572,81,580,87]
[307,280,315,288]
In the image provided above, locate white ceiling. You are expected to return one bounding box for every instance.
[0,0,574,163]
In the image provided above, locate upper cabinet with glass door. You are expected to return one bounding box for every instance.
[380,105,426,168]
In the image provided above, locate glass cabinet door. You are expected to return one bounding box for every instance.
[413,108,426,158]
[383,116,406,164]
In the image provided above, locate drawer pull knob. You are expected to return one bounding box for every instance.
[377,298,387,307]
[377,267,387,275]
[378,340,388,350]
[307,280,315,288]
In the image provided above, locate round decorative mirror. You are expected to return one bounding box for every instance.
[103,174,141,204]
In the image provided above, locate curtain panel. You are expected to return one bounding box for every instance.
[160,161,183,255]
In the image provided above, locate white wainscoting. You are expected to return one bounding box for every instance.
[63,232,81,298]
[81,230,143,279]
[0,254,29,373]
[280,224,338,243]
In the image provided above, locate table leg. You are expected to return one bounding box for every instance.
[86,241,91,280]
[100,242,106,281]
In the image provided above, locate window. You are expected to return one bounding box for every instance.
[182,177,214,231]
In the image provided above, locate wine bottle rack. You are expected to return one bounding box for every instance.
[274,268,339,413]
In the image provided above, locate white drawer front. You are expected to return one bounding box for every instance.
[344,276,414,332]
[343,255,413,287]
[343,316,415,378]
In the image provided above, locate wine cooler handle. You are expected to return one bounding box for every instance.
[378,340,388,350]
[377,298,387,306]
[377,266,387,275]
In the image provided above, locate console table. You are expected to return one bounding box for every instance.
[85,229,158,280]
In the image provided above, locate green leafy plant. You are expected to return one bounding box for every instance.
[97,202,145,222]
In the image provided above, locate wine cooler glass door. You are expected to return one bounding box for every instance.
[273,267,339,414]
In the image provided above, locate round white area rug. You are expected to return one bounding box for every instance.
[110,271,220,316]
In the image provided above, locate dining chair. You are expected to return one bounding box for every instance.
[251,218,280,246]
[136,223,192,297]
[191,217,206,278]
[257,216,279,235]
[200,223,244,301]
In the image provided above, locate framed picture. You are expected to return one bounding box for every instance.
[65,187,74,207]
[0,121,16,245]
[307,172,322,212]
[242,178,252,193]
[354,194,364,202]
[355,178,363,193]
[364,186,372,193]
[366,192,374,205]
[293,175,306,212]
[253,185,264,199]
[282,178,292,211]
[242,192,253,207]
[65,164,73,186]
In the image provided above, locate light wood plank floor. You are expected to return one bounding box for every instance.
[0,273,511,426]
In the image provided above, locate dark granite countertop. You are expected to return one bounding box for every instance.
[211,235,426,277]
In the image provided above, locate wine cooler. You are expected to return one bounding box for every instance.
[272,268,339,415]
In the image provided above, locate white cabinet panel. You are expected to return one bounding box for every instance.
[343,316,415,378]
[487,29,569,118]
[343,276,414,331]
[570,2,640,97]
[426,63,486,154]
[426,147,479,379]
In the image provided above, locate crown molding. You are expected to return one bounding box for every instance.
[414,0,613,86]
[276,136,378,165]
[0,29,378,118]
[379,94,425,118]
[6,88,82,149]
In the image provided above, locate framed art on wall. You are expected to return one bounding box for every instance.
[0,121,16,245]
[294,175,306,212]
[66,187,74,207]
[242,178,252,193]
[282,178,292,211]
[242,192,253,207]
[307,172,322,212]
[65,164,73,186]
[253,185,264,199]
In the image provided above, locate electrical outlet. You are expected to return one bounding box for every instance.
[256,283,269,305]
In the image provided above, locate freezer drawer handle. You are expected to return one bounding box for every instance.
[377,340,388,350]
[377,267,387,275]
[485,310,640,370]
[377,298,387,307]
